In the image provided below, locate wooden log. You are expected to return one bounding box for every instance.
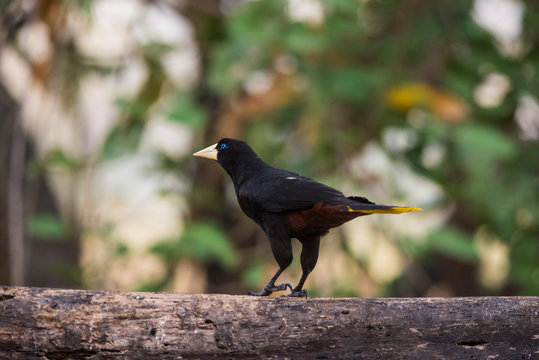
[0,286,537,359]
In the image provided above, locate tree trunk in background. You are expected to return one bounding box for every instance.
[0,86,80,288]
[0,86,19,285]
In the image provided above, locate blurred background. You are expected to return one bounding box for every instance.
[0,0,537,297]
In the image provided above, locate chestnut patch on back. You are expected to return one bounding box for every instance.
[286,202,364,237]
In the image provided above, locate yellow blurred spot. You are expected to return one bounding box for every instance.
[367,238,405,285]
[474,227,509,290]
[387,83,433,111]
[387,82,467,122]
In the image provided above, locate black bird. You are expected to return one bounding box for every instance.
[194,138,421,297]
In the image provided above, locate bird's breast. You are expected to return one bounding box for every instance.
[237,191,261,224]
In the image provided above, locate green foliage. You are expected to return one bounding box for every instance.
[50,262,82,284]
[242,262,264,289]
[203,0,538,296]
[27,214,69,241]
[427,227,478,263]
[115,98,148,123]
[41,149,83,173]
[114,243,130,257]
[454,124,517,179]
[100,42,169,160]
[136,279,169,293]
[398,236,429,261]
[167,92,207,129]
[62,0,93,12]
[101,123,144,159]
[329,68,381,104]
[18,0,537,296]
[151,222,239,269]
[510,234,539,295]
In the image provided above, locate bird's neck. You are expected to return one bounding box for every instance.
[225,157,268,186]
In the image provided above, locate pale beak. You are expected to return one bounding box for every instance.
[193,143,218,160]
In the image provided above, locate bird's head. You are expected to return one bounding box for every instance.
[193,138,263,178]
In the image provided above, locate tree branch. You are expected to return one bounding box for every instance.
[0,286,537,359]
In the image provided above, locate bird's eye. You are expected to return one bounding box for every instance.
[220,143,227,150]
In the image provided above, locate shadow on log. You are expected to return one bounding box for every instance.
[0,286,537,359]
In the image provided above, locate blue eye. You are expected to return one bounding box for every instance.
[220,143,227,150]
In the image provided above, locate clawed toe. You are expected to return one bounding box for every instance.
[271,283,293,292]
[248,283,294,296]
[281,288,308,298]
[248,289,268,296]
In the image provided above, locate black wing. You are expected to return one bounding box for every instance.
[244,167,347,213]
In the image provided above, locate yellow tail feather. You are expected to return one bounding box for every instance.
[347,206,423,214]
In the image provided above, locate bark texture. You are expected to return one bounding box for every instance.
[0,286,537,359]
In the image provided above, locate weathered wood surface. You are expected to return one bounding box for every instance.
[0,287,537,359]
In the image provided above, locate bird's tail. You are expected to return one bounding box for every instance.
[340,196,422,214]
[346,204,422,214]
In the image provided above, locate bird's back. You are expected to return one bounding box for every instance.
[238,166,345,213]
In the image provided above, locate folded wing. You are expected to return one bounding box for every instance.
[250,168,422,215]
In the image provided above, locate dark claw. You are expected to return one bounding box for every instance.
[248,283,293,296]
[281,288,308,298]
[248,289,270,296]
[272,283,293,292]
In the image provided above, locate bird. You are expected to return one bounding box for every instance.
[193,138,421,297]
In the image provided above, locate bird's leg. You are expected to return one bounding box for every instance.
[284,237,320,298]
[249,233,293,296]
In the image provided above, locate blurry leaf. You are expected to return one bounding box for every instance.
[143,42,174,57]
[209,42,265,95]
[443,69,477,101]
[151,222,238,269]
[50,262,82,284]
[150,241,178,260]
[455,124,517,177]
[228,0,286,46]
[285,24,329,53]
[136,278,169,292]
[456,124,517,159]
[510,235,539,295]
[63,0,93,13]
[330,68,380,103]
[242,262,264,288]
[399,236,428,260]
[331,288,358,298]
[115,97,148,122]
[208,0,283,95]
[27,214,68,240]
[101,124,144,159]
[167,92,206,129]
[114,243,130,257]
[177,222,238,268]
[102,96,149,159]
[428,227,478,262]
[42,148,82,172]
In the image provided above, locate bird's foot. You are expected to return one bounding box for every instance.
[282,288,308,298]
[249,283,293,296]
